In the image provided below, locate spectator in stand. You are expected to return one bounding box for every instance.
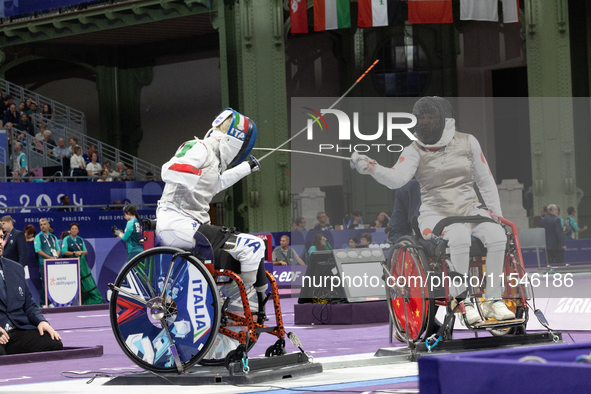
[347,210,364,229]
[313,211,333,231]
[540,204,566,268]
[3,103,20,126]
[115,162,126,178]
[42,130,57,155]
[272,235,305,266]
[11,171,22,183]
[565,207,587,240]
[16,113,34,137]
[145,171,154,182]
[308,234,332,255]
[18,102,25,113]
[6,123,23,144]
[23,225,36,242]
[347,237,359,248]
[70,146,87,179]
[360,232,372,247]
[53,138,70,161]
[83,145,97,164]
[12,142,27,176]
[41,104,52,121]
[25,102,38,120]
[102,161,116,181]
[86,152,102,179]
[294,217,307,231]
[24,98,32,111]
[111,200,123,211]
[370,212,390,229]
[96,169,109,182]
[121,168,133,181]
[35,123,46,141]
[0,216,27,267]
[0,94,12,113]
[68,136,80,157]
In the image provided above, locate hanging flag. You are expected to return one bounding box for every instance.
[290,0,309,33]
[502,0,519,23]
[408,0,453,24]
[358,0,401,28]
[314,0,351,31]
[460,0,498,21]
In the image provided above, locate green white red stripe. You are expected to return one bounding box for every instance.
[314,0,351,31]
[234,113,249,132]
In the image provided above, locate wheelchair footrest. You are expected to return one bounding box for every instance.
[254,326,279,334]
[472,318,526,328]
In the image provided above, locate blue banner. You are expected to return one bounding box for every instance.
[1,1,95,18]
[0,181,163,212]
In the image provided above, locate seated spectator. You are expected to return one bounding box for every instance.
[24,98,32,111]
[11,171,22,183]
[3,103,20,126]
[18,102,26,113]
[53,138,70,160]
[86,153,102,178]
[70,146,87,179]
[360,233,372,247]
[121,168,133,181]
[83,145,97,164]
[42,130,57,155]
[12,142,27,176]
[68,136,80,157]
[102,161,116,180]
[370,212,390,229]
[0,95,13,114]
[313,211,333,231]
[145,171,154,181]
[35,123,47,141]
[16,113,34,137]
[57,195,74,212]
[308,234,332,255]
[272,235,305,266]
[347,210,364,229]
[293,217,307,231]
[96,169,109,182]
[0,227,63,355]
[25,102,38,120]
[347,237,359,248]
[23,225,36,242]
[41,104,52,121]
[114,162,125,178]
[110,200,123,211]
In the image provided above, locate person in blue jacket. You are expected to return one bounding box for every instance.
[116,205,144,261]
[0,227,62,355]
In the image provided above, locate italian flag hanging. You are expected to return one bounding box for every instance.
[314,0,351,31]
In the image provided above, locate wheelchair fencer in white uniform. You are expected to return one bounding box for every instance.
[156,108,267,359]
[351,97,515,325]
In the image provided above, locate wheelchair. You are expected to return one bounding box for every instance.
[108,229,289,373]
[386,215,531,350]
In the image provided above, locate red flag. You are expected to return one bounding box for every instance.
[290,0,309,33]
[409,0,453,24]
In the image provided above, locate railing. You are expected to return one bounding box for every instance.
[0,78,86,133]
[0,145,5,178]
[5,118,162,181]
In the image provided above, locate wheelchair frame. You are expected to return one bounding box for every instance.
[108,236,290,373]
[387,217,532,351]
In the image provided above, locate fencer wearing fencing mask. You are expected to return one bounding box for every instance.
[412,96,455,148]
[207,108,258,168]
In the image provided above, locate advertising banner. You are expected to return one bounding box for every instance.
[44,258,80,307]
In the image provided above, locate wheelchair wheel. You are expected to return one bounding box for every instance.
[387,236,436,342]
[109,247,221,373]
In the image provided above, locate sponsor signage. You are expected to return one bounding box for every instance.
[44,258,80,307]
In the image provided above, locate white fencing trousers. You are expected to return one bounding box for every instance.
[419,208,507,299]
[156,204,265,274]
